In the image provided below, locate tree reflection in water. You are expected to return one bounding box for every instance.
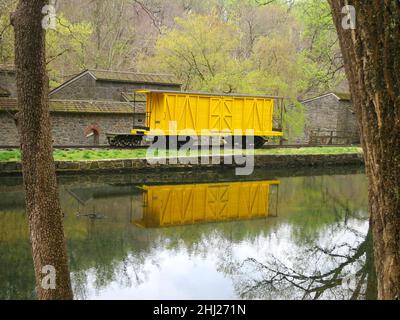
[0,169,373,300]
[214,173,376,300]
[220,222,377,300]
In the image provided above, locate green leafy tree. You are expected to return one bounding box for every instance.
[0,0,17,64]
[46,15,92,87]
[138,14,241,92]
[294,0,346,95]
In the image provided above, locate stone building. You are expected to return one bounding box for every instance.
[1,65,360,147]
[50,69,182,127]
[0,65,17,98]
[0,98,136,146]
[50,69,181,100]
[0,66,182,147]
[301,92,360,144]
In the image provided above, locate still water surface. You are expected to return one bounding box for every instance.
[0,167,376,300]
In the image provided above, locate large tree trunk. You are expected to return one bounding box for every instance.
[12,0,73,300]
[365,229,378,300]
[329,0,400,300]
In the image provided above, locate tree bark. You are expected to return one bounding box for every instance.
[365,229,378,300]
[12,0,73,300]
[329,0,400,300]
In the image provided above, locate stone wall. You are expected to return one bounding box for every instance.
[337,101,359,138]
[133,113,146,127]
[302,94,359,144]
[0,70,17,97]
[50,113,134,146]
[50,73,96,100]
[0,153,365,175]
[92,80,181,101]
[0,113,19,145]
[0,111,135,147]
[1,70,172,146]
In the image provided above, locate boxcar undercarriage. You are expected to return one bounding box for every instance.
[106,133,268,149]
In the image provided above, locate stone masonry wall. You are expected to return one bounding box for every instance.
[302,94,359,144]
[49,73,96,100]
[0,153,365,175]
[0,112,135,147]
[51,113,135,146]
[92,80,181,101]
[0,113,19,146]
[0,71,17,97]
[304,94,340,138]
[336,101,359,142]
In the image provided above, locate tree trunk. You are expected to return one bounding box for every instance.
[365,230,378,300]
[12,0,73,300]
[329,0,400,300]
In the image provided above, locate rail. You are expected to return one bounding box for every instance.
[0,143,361,151]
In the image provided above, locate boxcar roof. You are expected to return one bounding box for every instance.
[137,89,285,99]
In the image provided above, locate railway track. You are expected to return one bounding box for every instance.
[0,144,360,151]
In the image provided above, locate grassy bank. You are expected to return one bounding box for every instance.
[0,146,363,162]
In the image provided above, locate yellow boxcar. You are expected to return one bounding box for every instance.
[133,90,283,138]
[133,180,280,228]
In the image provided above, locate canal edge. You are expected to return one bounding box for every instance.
[0,153,365,176]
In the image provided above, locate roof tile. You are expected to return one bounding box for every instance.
[89,69,181,85]
[0,98,136,114]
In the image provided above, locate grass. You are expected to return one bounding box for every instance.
[255,146,362,155]
[0,146,363,162]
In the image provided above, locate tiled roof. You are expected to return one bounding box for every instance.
[0,86,10,97]
[49,100,135,114]
[301,92,352,104]
[0,98,136,114]
[89,69,181,85]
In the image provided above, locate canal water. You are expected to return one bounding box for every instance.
[0,166,376,300]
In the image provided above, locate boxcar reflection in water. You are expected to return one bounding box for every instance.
[134,180,280,228]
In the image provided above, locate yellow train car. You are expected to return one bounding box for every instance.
[133,180,280,228]
[107,90,284,148]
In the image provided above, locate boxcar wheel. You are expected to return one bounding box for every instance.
[120,136,131,148]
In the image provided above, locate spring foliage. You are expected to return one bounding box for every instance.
[0,0,343,141]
